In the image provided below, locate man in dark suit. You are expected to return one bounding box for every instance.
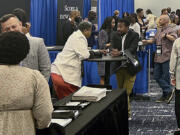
[62,10,81,45]
[111,18,139,119]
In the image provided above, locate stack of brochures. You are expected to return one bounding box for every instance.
[72,86,106,102]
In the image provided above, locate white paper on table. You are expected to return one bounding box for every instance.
[66,101,81,106]
[72,86,107,102]
[53,110,80,118]
[54,110,70,113]
[51,119,72,127]
[73,86,106,97]
[46,46,54,49]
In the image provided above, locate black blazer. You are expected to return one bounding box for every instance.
[62,20,77,45]
[111,29,140,74]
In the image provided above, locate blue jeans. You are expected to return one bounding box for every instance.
[154,61,171,96]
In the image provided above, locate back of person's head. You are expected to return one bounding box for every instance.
[69,10,78,18]
[0,31,29,65]
[114,10,120,16]
[100,16,114,31]
[136,8,143,14]
[167,7,171,13]
[161,8,168,15]
[88,10,96,21]
[169,14,175,23]
[159,15,170,25]
[118,18,131,27]
[176,9,180,16]
[122,12,129,18]
[174,15,180,25]
[146,9,152,15]
[78,21,92,32]
[12,8,27,27]
[130,13,138,23]
[171,11,176,15]
[170,14,179,24]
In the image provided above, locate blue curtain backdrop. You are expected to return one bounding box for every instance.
[83,0,91,19]
[30,0,57,46]
[98,0,134,28]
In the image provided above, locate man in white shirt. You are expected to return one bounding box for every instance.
[51,21,92,99]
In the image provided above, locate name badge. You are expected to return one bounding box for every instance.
[156,45,162,56]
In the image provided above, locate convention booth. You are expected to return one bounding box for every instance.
[0,0,160,134]
[0,0,153,93]
[34,0,151,94]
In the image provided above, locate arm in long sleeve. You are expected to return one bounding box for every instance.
[126,33,139,54]
[166,30,178,42]
[170,39,178,76]
[110,32,116,49]
[37,39,51,81]
[135,24,141,36]
[32,70,53,129]
[63,22,74,44]
[74,37,90,60]
[98,30,108,49]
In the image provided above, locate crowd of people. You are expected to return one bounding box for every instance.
[53,7,180,134]
[1,6,180,135]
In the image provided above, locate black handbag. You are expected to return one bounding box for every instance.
[126,59,141,76]
[124,50,142,76]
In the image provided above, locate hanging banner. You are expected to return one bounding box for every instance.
[56,0,84,45]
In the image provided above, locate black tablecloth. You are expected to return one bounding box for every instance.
[37,89,128,135]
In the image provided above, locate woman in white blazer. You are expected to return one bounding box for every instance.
[51,21,92,99]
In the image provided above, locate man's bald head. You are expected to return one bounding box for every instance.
[159,15,170,27]
[69,10,79,18]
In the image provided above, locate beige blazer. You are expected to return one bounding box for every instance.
[22,34,51,81]
[0,65,53,135]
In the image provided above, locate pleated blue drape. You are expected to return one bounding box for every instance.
[83,0,91,19]
[30,0,57,46]
[98,0,134,28]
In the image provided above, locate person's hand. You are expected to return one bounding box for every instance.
[142,26,147,29]
[171,75,176,86]
[142,40,148,45]
[111,49,121,57]
[99,49,107,55]
[171,78,176,86]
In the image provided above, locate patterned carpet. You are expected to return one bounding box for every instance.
[129,76,177,135]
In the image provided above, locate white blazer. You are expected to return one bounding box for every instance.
[51,30,90,87]
[170,38,180,89]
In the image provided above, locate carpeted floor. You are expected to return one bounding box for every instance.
[129,77,177,135]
